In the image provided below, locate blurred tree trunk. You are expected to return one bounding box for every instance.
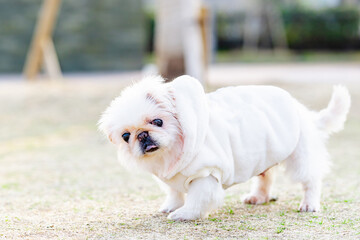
[155,0,205,83]
[340,0,357,6]
[243,0,287,52]
[243,0,262,51]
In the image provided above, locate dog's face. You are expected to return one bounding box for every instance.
[99,76,182,163]
[114,100,181,159]
[99,75,209,177]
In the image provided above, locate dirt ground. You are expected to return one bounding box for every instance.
[0,78,359,239]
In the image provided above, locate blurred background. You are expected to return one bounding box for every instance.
[1,0,360,238]
[0,0,359,82]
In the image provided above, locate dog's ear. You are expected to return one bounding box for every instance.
[166,75,209,178]
[98,116,121,145]
[105,129,120,145]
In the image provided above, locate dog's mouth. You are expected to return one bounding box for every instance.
[145,144,159,153]
[141,141,160,154]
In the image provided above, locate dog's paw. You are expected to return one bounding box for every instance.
[159,205,177,214]
[159,198,184,213]
[299,202,320,212]
[243,193,269,205]
[167,207,200,221]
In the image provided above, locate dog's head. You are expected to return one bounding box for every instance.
[98,75,209,178]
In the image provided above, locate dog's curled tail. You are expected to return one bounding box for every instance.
[316,85,351,134]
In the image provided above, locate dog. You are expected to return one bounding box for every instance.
[98,75,351,221]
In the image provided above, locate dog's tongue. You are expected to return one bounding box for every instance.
[145,145,158,152]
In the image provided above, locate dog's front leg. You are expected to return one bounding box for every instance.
[159,188,185,213]
[168,175,224,221]
[155,177,185,213]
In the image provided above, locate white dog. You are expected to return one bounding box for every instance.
[99,75,350,221]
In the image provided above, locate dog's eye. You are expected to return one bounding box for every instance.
[122,132,130,143]
[151,119,163,127]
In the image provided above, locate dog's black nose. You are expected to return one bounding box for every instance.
[137,131,159,154]
[137,131,149,142]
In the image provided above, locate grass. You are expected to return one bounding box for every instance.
[0,78,359,239]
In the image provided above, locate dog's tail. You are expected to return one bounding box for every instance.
[316,85,351,134]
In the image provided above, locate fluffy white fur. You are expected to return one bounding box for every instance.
[99,75,351,220]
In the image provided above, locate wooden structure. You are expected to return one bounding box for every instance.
[23,0,62,81]
[199,6,210,69]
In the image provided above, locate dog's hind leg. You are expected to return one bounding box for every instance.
[288,86,350,212]
[286,144,326,212]
[299,179,322,212]
[243,166,277,205]
[285,126,329,212]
